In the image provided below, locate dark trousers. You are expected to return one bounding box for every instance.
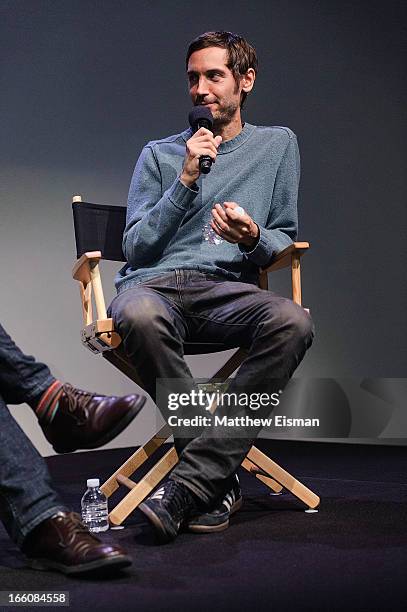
[0,324,67,547]
[109,270,314,505]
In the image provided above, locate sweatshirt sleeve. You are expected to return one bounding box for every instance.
[123,144,199,268]
[239,133,300,267]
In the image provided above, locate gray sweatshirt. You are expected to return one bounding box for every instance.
[116,122,300,293]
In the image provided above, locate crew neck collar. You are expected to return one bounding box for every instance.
[181,122,256,154]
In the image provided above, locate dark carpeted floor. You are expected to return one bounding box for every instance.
[0,440,406,612]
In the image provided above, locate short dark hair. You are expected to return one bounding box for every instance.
[186,31,258,109]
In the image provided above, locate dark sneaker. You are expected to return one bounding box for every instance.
[138,479,199,544]
[40,383,146,453]
[22,512,132,575]
[187,475,242,533]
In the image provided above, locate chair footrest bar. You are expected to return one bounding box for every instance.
[115,474,137,490]
[241,457,282,493]
[101,424,172,497]
[250,466,273,478]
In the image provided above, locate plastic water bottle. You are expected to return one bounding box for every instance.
[81,478,109,533]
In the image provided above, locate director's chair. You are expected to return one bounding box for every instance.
[71,195,320,525]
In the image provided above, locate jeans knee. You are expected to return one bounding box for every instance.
[260,300,314,346]
[283,302,315,347]
[112,293,173,338]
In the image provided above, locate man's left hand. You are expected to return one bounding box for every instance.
[211,202,259,248]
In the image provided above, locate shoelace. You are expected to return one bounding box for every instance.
[55,512,101,548]
[61,383,99,418]
[161,481,193,515]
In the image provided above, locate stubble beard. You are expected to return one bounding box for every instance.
[212,98,241,131]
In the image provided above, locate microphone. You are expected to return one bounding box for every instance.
[188,105,214,175]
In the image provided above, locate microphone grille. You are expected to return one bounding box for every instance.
[188,105,214,131]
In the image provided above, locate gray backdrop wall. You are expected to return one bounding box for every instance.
[1,0,406,456]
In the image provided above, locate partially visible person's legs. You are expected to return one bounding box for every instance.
[0,323,146,453]
[0,323,54,406]
[0,392,66,547]
[0,393,132,574]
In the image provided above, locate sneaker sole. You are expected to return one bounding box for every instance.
[187,496,243,533]
[53,396,146,453]
[27,554,132,575]
[138,502,178,544]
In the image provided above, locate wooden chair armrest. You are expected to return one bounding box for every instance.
[72,251,102,283]
[258,242,310,305]
[261,242,310,274]
[72,251,107,325]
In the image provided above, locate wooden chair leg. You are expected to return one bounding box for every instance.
[212,348,248,380]
[101,424,172,497]
[241,457,283,493]
[108,447,178,526]
[247,445,320,509]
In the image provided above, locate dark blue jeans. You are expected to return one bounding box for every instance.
[109,270,315,505]
[0,324,67,547]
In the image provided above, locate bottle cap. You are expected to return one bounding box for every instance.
[87,478,100,488]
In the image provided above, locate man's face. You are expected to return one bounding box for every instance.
[187,47,243,127]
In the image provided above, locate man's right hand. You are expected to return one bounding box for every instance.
[180,127,222,187]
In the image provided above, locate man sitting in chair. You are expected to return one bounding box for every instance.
[109,31,314,543]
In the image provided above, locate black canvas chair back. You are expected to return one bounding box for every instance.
[72,201,126,262]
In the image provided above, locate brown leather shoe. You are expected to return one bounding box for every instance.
[22,512,132,575]
[40,383,146,453]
